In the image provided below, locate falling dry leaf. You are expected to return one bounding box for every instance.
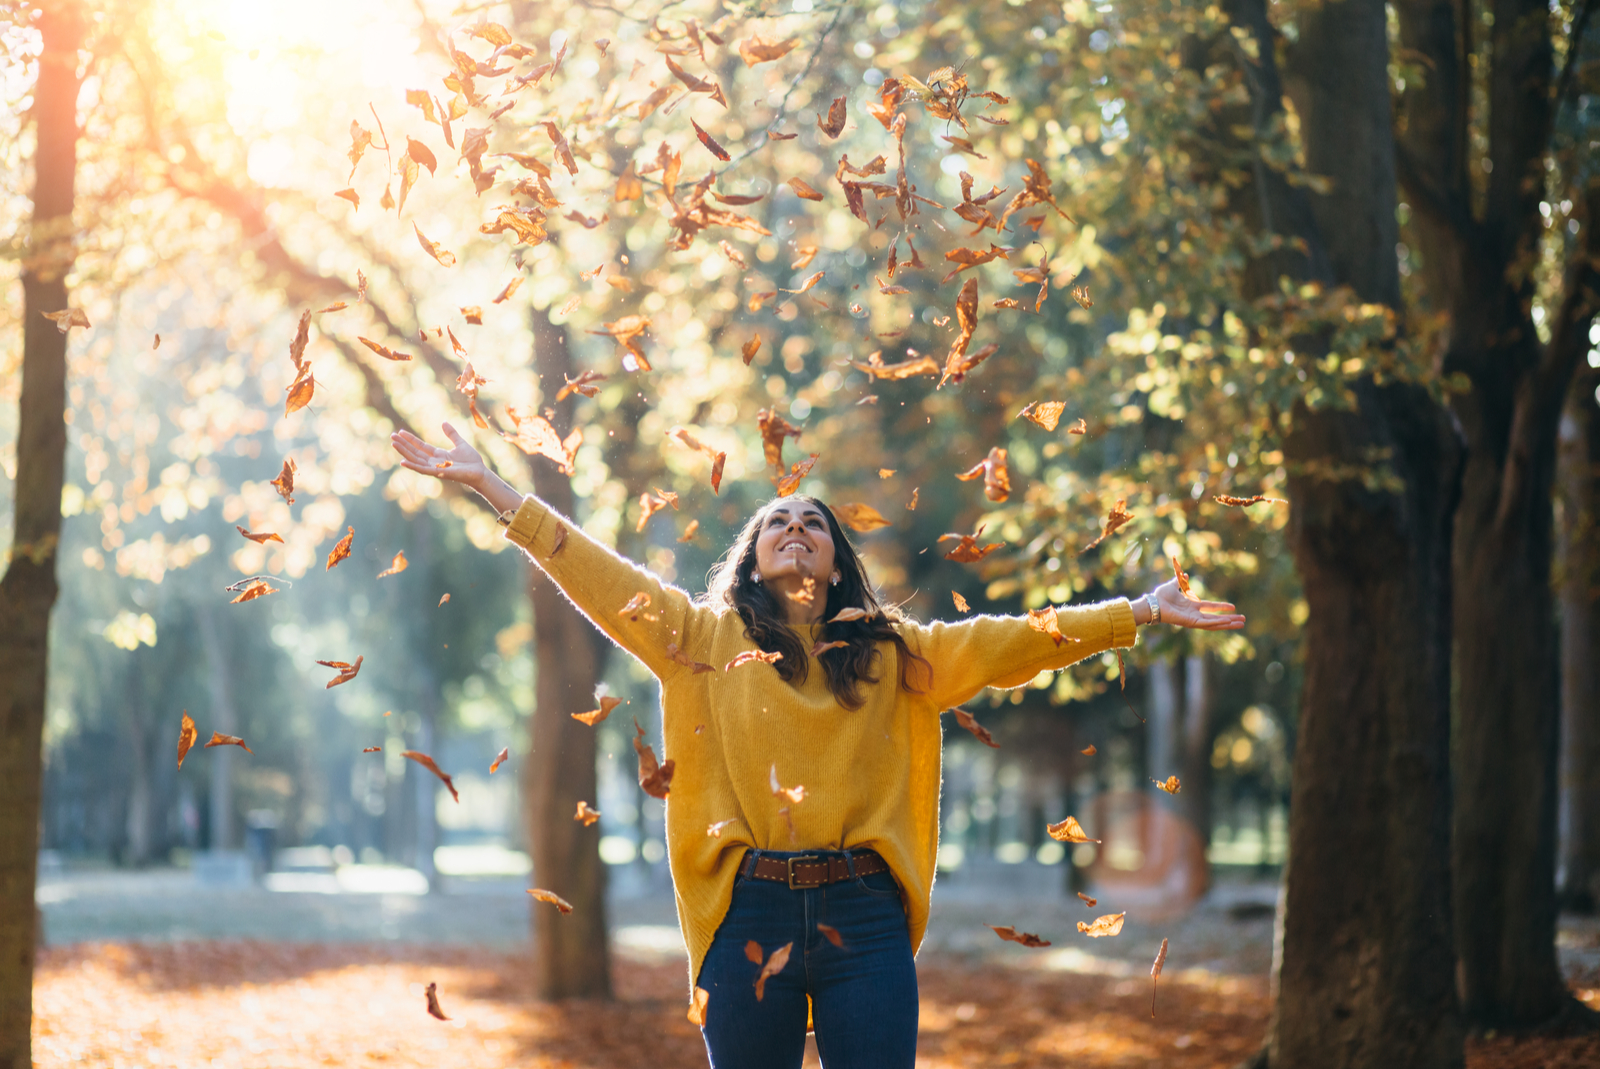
[1077,891,1098,908]
[753,942,793,1001]
[769,763,807,805]
[1081,744,1098,756]
[939,527,1005,563]
[270,458,297,505]
[829,607,874,623]
[575,801,601,826]
[618,591,656,621]
[990,925,1051,948]
[363,746,382,753]
[1151,937,1169,1017]
[810,639,848,657]
[1047,816,1101,843]
[954,447,1011,503]
[1153,775,1181,794]
[817,96,847,137]
[1067,418,1088,435]
[227,578,280,604]
[527,888,573,913]
[726,649,784,672]
[403,750,459,802]
[1215,493,1286,507]
[633,719,675,799]
[318,656,364,689]
[774,454,820,496]
[425,982,449,1021]
[952,591,970,612]
[462,306,485,325]
[879,468,896,478]
[326,527,354,571]
[1071,284,1093,309]
[438,593,451,606]
[691,118,730,161]
[376,550,408,578]
[489,747,510,774]
[1171,553,1197,599]
[235,526,283,545]
[1082,499,1133,553]
[787,177,824,201]
[177,712,197,769]
[358,337,413,361]
[1019,400,1067,431]
[493,276,524,304]
[1027,605,1076,647]
[907,488,919,510]
[557,370,607,400]
[831,502,891,532]
[741,335,762,365]
[283,363,315,417]
[949,707,999,748]
[678,520,700,543]
[572,696,624,726]
[1078,913,1127,938]
[784,271,825,295]
[687,986,710,1026]
[738,34,798,65]
[42,308,90,332]
[203,732,253,754]
[707,819,738,838]
[850,350,940,381]
[817,923,845,948]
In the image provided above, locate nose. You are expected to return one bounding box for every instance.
[786,519,805,533]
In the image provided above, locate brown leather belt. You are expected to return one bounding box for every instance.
[742,850,890,890]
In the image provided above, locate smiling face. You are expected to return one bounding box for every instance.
[752,498,838,586]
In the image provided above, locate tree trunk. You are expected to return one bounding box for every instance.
[0,7,81,1065]
[1264,0,1466,1063]
[196,604,237,851]
[524,303,612,999]
[124,656,153,866]
[1558,366,1600,912]
[1179,654,1216,878]
[1146,657,1179,790]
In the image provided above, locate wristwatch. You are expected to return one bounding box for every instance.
[1145,592,1161,624]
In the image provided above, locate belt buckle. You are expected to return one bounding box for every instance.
[786,855,822,890]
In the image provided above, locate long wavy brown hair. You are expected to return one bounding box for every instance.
[703,496,932,709]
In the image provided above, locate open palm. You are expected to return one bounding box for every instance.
[390,423,488,488]
[1153,578,1246,631]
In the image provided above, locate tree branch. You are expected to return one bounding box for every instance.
[1555,0,1597,111]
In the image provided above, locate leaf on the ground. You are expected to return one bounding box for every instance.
[572,696,624,726]
[376,551,408,578]
[425,982,449,1021]
[1018,400,1067,431]
[726,649,784,672]
[955,447,1010,502]
[177,711,197,769]
[1047,816,1101,843]
[753,942,793,1000]
[1153,775,1181,794]
[738,34,797,65]
[1082,499,1133,553]
[769,763,806,805]
[687,986,711,1026]
[817,96,846,137]
[832,502,891,532]
[358,336,413,361]
[774,454,819,496]
[953,591,970,612]
[817,923,845,949]
[489,747,509,774]
[950,707,999,748]
[1151,937,1169,1017]
[403,750,459,802]
[575,801,601,826]
[691,118,730,161]
[788,177,824,201]
[236,526,283,544]
[1077,891,1098,907]
[527,888,573,913]
[271,458,297,505]
[318,656,364,689]
[633,719,675,799]
[1078,913,1126,938]
[989,925,1051,948]
[204,732,252,754]
[939,526,1004,563]
[326,526,354,571]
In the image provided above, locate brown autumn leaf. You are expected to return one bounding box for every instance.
[939,526,1005,563]
[227,578,279,604]
[941,342,1000,387]
[787,177,824,201]
[326,526,354,571]
[587,313,652,370]
[1047,815,1102,843]
[990,925,1051,948]
[318,656,364,689]
[270,458,297,505]
[738,34,798,65]
[748,290,778,312]
[953,591,970,612]
[549,523,568,558]
[1078,912,1127,938]
[955,447,1011,502]
[1083,499,1134,553]
[363,746,382,753]
[204,731,253,754]
[810,639,848,657]
[769,763,807,806]
[815,923,846,949]
[461,306,485,324]
[284,363,316,416]
[829,607,875,623]
[288,308,311,370]
[940,244,1013,283]
[413,224,457,266]
[493,276,524,304]
[879,468,896,478]
[42,308,90,332]
[691,118,730,161]
[527,888,573,913]
[1078,891,1098,907]
[235,526,283,545]
[635,491,676,532]
[774,453,820,496]
[1154,775,1182,794]
[1067,418,1088,435]
[1019,400,1067,432]
[489,747,510,774]
[1214,493,1286,507]
[745,940,765,965]
[791,245,819,269]
[993,298,1023,310]
[1081,744,1098,755]
[438,593,451,606]
[951,707,1000,748]
[851,350,941,380]
[557,370,606,400]
[543,121,578,175]
[572,695,624,726]
[575,801,601,826]
[618,591,657,622]
[425,982,449,1021]
[907,488,919,510]
[676,520,701,544]
[1151,937,1170,1017]
[1170,552,1198,599]
[754,942,793,1001]
[726,649,784,672]
[334,188,359,209]
[1071,283,1093,309]
[711,452,726,494]
[783,270,825,294]
[177,711,197,769]
[742,335,762,365]
[687,986,711,1027]
[357,336,413,361]
[756,408,804,470]
[1027,605,1077,647]
[817,95,846,137]
[832,502,891,532]
[614,163,643,202]
[403,750,459,802]
[504,408,582,474]
[396,154,419,216]
[376,550,408,578]
[714,191,766,206]
[633,719,675,799]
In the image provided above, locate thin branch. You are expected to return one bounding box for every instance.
[717,2,851,174]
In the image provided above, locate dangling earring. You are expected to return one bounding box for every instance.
[830,573,840,586]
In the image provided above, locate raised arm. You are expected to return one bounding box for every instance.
[392,424,710,679]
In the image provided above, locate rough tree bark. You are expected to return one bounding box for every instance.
[1396,0,1600,1027]
[1222,0,1466,1064]
[1558,363,1600,911]
[0,7,82,1066]
[523,304,613,999]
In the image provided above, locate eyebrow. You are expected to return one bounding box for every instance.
[766,507,824,521]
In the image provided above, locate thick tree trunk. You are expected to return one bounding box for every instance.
[524,304,612,999]
[1558,367,1600,911]
[1179,654,1216,873]
[196,604,237,850]
[0,7,81,1066]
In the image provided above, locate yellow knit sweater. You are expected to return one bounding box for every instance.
[504,495,1139,987]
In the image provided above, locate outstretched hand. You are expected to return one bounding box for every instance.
[1151,578,1246,631]
[391,423,488,489]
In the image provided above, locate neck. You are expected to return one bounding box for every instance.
[766,575,826,627]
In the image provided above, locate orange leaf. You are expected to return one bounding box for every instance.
[850,350,940,380]
[737,34,798,66]
[403,750,460,802]
[950,707,999,747]
[1081,744,1097,756]
[783,271,824,294]
[742,335,762,365]
[726,649,784,672]
[787,177,824,201]
[318,655,364,689]
[633,719,675,799]
[1078,913,1127,938]
[1082,499,1133,553]
[1151,937,1170,1017]
[954,447,1011,502]
[990,925,1051,948]
[831,502,891,532]
[691,118,730,161]
[1067,418,1088,435]
[527,888,573,912]
[774,453,819,496]
[270,458,297,505]
[425,982,449,1021]
[235,526,283,545]
[817,923,845,948]
[543,121,578,175]
[1018,400,1067,432]
[678,520,700,543]
[1078,891,1098,907]
[326,526,354,571]
[575,801,602,826]
[1153,775,1182,794]
[376,550,408,578]
[687,986,711,1026]
[1047,815,1101,843]
[204,732,253,754]
[572,695,624,726]
[952,591,969,612]
[557,369,607,401]
[284,364,315,416]
[939,526,1004,562]
[829,607,875,623]
[358,336,413,362]
[177,711,197,769]
[439,593,451,606]
[227,578,280,603]
[817,96,846,138]
[754,942,793,1001]
[1214,493,1285,507]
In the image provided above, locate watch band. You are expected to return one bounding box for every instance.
[495,507,518,528]
[1145,592,1161,624]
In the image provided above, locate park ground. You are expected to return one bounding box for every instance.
[31,864,1600,1068]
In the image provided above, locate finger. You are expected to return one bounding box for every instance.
[398,459,441,476]
[1195,600,1237,613]
[442,421,466,447]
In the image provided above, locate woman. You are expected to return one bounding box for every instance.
[392,423,1244,1069]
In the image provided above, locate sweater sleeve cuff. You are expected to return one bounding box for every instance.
[1108,597,1138,649]
[503,495,550,553]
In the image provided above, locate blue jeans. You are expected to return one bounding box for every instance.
[696,849,919,1069]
